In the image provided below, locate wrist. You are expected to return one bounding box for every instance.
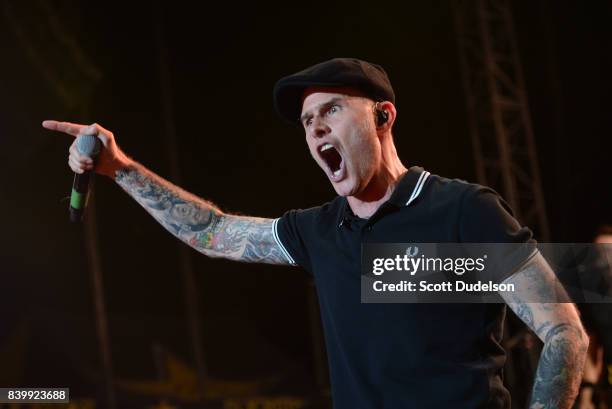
[108,153,134,180]
[579,382,596,401]
[580,381,597,389]
[579,389,594,404]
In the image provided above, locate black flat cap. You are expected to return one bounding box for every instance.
[273,58,395,124]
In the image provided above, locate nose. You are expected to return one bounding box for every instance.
[310,116,330,139]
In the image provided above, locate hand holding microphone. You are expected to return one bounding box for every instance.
[42,121,133,220]
[69,135,101,222]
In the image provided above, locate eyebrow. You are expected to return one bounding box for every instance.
[300,97,344,124]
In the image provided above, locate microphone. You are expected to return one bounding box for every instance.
[69,135,101,222]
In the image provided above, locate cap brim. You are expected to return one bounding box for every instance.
[273,77,350,125]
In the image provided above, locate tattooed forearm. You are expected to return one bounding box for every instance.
[510,299,588,409]
[114,163,292,265]
[529,323,588,409]
[502,253,588,409]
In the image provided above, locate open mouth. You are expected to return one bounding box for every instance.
[318,143,345,181]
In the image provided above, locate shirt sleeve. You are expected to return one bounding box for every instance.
[273,209,315,273]
[458,186,538,283]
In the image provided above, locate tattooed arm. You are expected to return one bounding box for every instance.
[43,120,294,265]
[500,251,589,409]
[114,163,292,264]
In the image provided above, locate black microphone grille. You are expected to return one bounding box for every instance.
[76,134,101,157]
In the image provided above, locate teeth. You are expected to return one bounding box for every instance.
[333,169,341,176]
[321,143,333,152]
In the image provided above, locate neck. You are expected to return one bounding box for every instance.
[347,136,407,218]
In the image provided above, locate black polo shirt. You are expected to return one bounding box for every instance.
[273,167,535,409]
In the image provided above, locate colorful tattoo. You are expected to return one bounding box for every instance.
[115,165,292,265]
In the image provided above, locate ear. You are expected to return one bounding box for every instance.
[375,101,397,132]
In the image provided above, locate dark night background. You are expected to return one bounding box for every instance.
[0,0,610,407]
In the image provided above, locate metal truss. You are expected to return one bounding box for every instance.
[453,0,550,242]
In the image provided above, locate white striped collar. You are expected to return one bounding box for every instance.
[405,170,431,206]
[383,167,431,207]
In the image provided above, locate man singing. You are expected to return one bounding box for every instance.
[44,58,588,408]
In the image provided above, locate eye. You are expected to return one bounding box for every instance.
[326,105,339,116]
[304,118,313,128]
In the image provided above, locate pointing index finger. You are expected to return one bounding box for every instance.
[42,120,85,137]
